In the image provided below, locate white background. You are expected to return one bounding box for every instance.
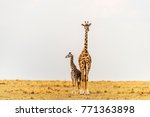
[0,0,150,80]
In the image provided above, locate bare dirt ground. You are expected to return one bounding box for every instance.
[0,80,150,100]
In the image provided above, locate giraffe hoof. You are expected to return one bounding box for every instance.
[84,90,90,95]
[79,90,84,95]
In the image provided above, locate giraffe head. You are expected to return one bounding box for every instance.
[65,52,73,58]
[82,21,91,32]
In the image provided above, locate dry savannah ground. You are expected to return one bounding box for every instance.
[0,80,150,100]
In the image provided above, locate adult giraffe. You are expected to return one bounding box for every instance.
[78,21,92,95]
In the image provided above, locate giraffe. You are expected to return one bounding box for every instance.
[65,52,81,94]
[78,21,92,95]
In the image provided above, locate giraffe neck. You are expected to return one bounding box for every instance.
[84,31,88,51]
[70,56,76,70]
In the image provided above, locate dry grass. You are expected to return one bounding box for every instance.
[0,80,150,100]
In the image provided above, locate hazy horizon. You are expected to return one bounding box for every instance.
[0,0,150,81]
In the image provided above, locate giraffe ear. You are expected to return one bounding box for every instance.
[81,24,84,26]
[89,23,91,26]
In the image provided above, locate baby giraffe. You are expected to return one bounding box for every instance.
[65,52,81,94]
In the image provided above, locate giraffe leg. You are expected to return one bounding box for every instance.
[77,77,81,90]
[76,76,81,94]
[79,70,85,95]
[74,78,77,94]
[77,76,81,94]
[84,66,90,95]
[71,77,76,94]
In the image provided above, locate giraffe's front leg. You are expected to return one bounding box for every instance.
[84,81,90,95]
[71,77,76,94]
[84,66,90,95]
[79,70,85,95]
[74,79,78,94]
[77,77,81,90]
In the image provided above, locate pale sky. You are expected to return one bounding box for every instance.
[0,0,150,80]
